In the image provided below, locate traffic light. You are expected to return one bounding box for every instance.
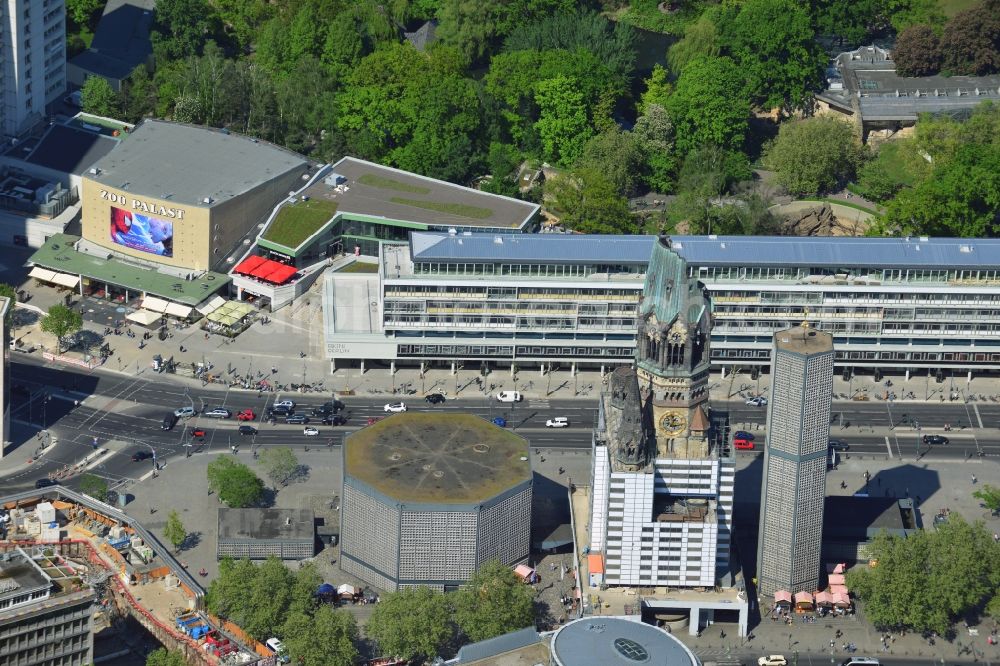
[874,369,882,382]
[751,367,760,380]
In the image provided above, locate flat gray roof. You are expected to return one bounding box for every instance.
[411,232,655,263]
[345,413,531,504]
[775,326,833,355]
[218,508,314,542]
[24,124,120,175]
[407,232,1000,270]
[325,157,539,230]
[551,617,698,666]
[87,120,310,208]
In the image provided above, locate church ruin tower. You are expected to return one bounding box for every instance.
[636,235,712,456]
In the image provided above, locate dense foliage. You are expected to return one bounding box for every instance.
[847,516,1000,634]
[763,116,867,195]
[206,456,265,507]
[453,560,536,642]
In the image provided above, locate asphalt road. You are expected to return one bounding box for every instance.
[8,357,1000,493]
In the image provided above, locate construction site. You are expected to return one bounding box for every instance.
[0,487,277,666]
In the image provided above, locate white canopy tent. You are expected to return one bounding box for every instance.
[126,310,163,327]
[141,296,170,313]
[196,294,227,316]
[50,272,80,288]
[164,302,194,319]
[28,267,57,282]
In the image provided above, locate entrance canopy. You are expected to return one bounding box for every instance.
[234,255,297,285]
[29,267,57,282]
[164,302,193,319]
[127,310,162,327]
[51,272,80,288]
[196,294,227,316]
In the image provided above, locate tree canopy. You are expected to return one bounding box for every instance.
[763,116,867,195]
[893,24,943,77]
[847,515,1000,633]
[666,56,750,154]
[146,649,186,666]
[259,447,299,488]
[366,587,453,661]
[545,168,635,234]
[206,457,265,508]
[453,560,536,642]
[164,510,187,552]
[40,305,83,354]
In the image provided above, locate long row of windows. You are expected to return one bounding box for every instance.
[413,262,644,277]
[695,265,1000,284]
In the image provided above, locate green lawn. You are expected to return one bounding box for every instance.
[389,197,493,220]
[357,174,431,194]
[263,199,338,249]
[336,262,378,273]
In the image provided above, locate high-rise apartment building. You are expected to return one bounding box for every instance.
[756,325,834,596]
[1,0,66,137]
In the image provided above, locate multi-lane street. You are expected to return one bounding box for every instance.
[7,356,1000,494]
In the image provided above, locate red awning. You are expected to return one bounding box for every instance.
[828,573,846,586]
[774,590,792,604]
[234,255,267,276]
[262,263,297,284]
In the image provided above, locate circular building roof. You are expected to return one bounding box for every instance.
[551,617,699,666]
[344,413,531,504]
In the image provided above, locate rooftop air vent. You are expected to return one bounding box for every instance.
[708,234,718,239]
[448,228,457,235]
[919,236,929,242]
[960,245,973,253]
[494,236,504,244]
[89,167,100,175]
[202,197,213,204]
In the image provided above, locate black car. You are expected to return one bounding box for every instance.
[132,450,154,462]
[285,414,310,425]
[828,439,850,451]
[322,414,348,426]
[312,401,344,416]
[161,413,179,431]
[923,434,949,445]
[239,425,258,436]
[34,478,59,489]
[268,406,292,418]
[425,393,446,404]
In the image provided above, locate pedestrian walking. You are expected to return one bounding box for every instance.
[972,474,977,484]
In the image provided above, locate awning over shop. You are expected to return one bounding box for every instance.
[774,590,792,604]
[142,296,169,313]
[29,266,57,282]
[196,294,227,315]
[587,553,605,575]
[127,310,163,326]
[51,272,80,288]
[826,562,846,574]
[205,300,256,327]
[815,590,834,606]
[164,302,193,319]
[794,591,814,606]
[235,255,298,285]
[828,573,846,586]
[234,255,267,275]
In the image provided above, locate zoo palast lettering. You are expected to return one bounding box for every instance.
[100,190,187,219]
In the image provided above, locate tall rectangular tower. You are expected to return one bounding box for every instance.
[1,0,66,137]
[756,324,834,596]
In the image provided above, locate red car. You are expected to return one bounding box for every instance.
[191,428,207,439]
[366,416,382,426]
[733,437,755,450]
[236,409,255,421]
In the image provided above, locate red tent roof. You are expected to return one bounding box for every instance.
[234,255,267,276]
[260,262,297,284]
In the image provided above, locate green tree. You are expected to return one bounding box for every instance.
[575,129,646,197]
[66,0,104,29]
[885,0,946,33]
[666,56,750,154]
[259,447,299,489]
[435,0,503,64]
[667,11,720,75]
[847,515,1000,633]
[78,473,108,502]
[0,283,17,327]
[809,0,886,45]
[763,116,866,195]
[163,510,187,552]
[453,560,536,642]
[715,0,826,110]
[503,10,637,81]
[638,64,672,115]
[81,76,120,119]
[534,75,593,166]
[283,606,358,666]
[855,139,931,202]
[973,484,1000,514]
[633,104,677,193]
[206,457,265,508]
[146,649,187,666]
[151,0,224,59]
[121,66,157,123]
[893,25,942,77]
[366,587,453,661]
[882,144,1000,237]
[545,168,634,234]
[206,558,257,619]
[40,304,83,353]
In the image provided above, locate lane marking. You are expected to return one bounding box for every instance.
[885,436,893,458]
[974,403,984,429]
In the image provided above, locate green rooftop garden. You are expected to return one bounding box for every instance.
[263,198,338,249]
[336,261,379,273]
[389,197,493,220]
[358,173,431,194]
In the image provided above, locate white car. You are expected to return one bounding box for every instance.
[173,406,196,418]
[545,417,569,428]
[497,391,522,403]
[746,396,768,406]
[758,656,787,666]
[384,402,407,413]
[303,426,319,436]
[265,638,290,664]
[274,399,296,410]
